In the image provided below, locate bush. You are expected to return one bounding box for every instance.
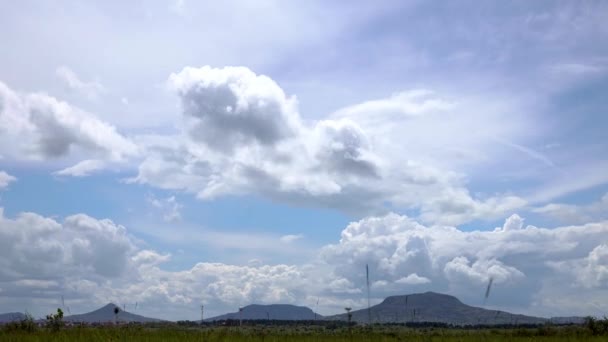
[1,313,37,333]
[584,316,608,336]
[46,308,65,332]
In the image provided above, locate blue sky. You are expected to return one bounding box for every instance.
[0,1,607,320]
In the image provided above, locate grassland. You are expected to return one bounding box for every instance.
[2,325,607,342]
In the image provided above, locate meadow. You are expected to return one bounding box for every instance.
[2,324,607,342]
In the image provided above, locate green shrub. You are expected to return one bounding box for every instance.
[1,313,37,333]
[45,308,64,332]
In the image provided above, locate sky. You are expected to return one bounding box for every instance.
[0,0,607,321]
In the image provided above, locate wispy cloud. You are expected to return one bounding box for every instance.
[146,194,183,222]
[56,66,105,100]
[492,137,556,168]
[280,234,304,243]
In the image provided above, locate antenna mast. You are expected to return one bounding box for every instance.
[366,264,371,325]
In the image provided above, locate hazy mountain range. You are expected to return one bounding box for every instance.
[0,312,27,323]
[0,292,587,325]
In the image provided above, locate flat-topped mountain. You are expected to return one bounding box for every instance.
[0,312,27,323]
[64,303,162,323]
[206,304,321,321]
[327,292,547,325]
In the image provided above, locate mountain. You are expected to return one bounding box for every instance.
[549,316,587,325]
[206,304,321,321]
[64,303,162,323]
[0,312,27,323]
[326,292,547,326]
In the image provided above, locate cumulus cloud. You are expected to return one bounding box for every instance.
[1,208,607,319]
[0,207,320,319]
[395,273,431,285]
[133,66,526,225]
[0,209,135,284]
[550,244,608,289]
[167,66,301,152]
[0,81,137,164]
[0,171,16,189]
[321,213,608,315]
[56,66,105,100]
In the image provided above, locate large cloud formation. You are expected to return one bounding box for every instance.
[0,81,137,175]
[321,213,608,316]
[1,208,606,320]
[133,66,525,224]
[0,208,316,320]
[0,66,529,225]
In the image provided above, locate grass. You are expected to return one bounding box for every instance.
[1,325,607,342]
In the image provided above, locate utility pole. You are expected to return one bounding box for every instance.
[239,307,243,327]
[200,305,204,324]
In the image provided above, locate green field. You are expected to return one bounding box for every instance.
[2,325,607,342]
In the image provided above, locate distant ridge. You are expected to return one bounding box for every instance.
[326,291,548,325]
[206,304,321,321]
[64,303,162,323]
[0,312,27,323]
[549,316,587,325]
[0,294,587,325]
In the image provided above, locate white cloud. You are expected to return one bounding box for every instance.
[1,208,608,319]
[0,207,318,319]
[0,171,16,189]
[55,159,106,177]
[502,213,524,231]
[533,193,608,224]
[133,66,527,225]
[331,89,454,120]
[0,81,137,171]
[280,234,304,243]
[321,213,608,316]
[0,209,135,283]
[56,66,105,100]
[557,244,608,289]
[146,194,183,222]
[132,250,171,266]
[167,66,302,152]
[395,273,431,285]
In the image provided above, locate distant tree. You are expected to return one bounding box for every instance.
[114,307,120,324]
[585,316,608,336]
[345,307,353,332]
[46,308,64,332]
